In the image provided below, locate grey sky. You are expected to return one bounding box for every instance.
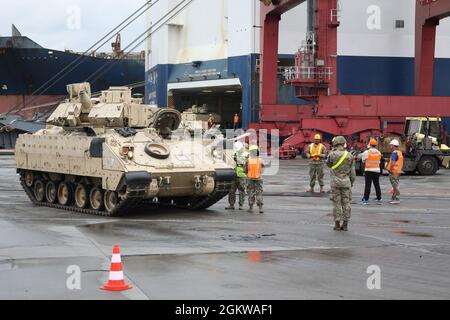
[0,0,147,52]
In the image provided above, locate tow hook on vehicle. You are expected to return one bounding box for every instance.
[194,175,202,190]
[157,176,171,190]
[194,175,214,194]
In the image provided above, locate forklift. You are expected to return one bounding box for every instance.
[356,117,450,176]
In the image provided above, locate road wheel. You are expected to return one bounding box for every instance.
[74,184,89,209]
[34,180,45,202]
[45,181,58,204]
[24,171,34,188]
[89,187,104,211]
[57,182,73,206]
[417,156,439,176]
[104,190,119,213]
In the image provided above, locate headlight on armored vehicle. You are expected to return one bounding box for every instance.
[120,146,134,159]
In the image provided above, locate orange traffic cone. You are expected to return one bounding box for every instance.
[101,245,132,291]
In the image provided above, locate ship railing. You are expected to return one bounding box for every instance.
[279,66,333,82]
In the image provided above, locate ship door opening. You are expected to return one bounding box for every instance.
[168,79,243,130]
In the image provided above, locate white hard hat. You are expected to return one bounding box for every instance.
[234,141,244,152]
[390,139,400,147]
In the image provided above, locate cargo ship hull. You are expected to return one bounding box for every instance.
[1,31,144,116]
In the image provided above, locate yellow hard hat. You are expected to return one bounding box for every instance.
[249,145,259,152]
[314,134,321,140]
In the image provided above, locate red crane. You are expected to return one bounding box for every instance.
[251,0,450,157]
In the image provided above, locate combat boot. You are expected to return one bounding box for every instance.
[307,187,314,193]
[320,186,325,193]
[239,205,244,210]
[248,206,254,213]
[334,221,341,231]
[258,206,264,214]
[341,221,348,231]
[225,205,235,210]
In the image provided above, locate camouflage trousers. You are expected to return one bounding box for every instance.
[331,186,352,222]
[389,173,401,200]
[228,177,247,207]
[309,162,325,188]
[247,179,263,208]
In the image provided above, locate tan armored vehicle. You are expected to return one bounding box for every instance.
[15,83,236,216]
[180,104,221,132]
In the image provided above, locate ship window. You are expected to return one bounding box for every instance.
[395,20,405,29]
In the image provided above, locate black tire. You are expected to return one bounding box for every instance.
[144,143,170,159]
[45,181,58,204]
[34,180,46,203]
[57,182,73,206]
[417,156,439,176]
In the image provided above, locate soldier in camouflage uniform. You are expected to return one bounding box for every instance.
[226,141,249,210]
[386,139,404,204]
[306,134,328,193]
[326,136,356,231]
[245,145,264,214]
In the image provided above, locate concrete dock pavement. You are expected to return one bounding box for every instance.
[1,156,449,299]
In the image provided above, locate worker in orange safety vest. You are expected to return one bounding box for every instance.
[244,145,264,214]
[386,139,404,204]
[306,134,328,193]
[358,139,383,205]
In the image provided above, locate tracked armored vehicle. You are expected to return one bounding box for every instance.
[15,83,235,216]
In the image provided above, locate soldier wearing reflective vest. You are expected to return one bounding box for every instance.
[245,145,264,214]
[306,134,328,193]
[226,141,249,211]
[386,139,404,204]
[326,136,356,231]
[358,139,383,205]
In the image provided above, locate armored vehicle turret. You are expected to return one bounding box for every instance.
[180,104,221,132]
[15,83,235,216]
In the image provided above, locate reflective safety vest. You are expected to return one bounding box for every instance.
[247,158,263,180]
[234,151,249,178]
[309,143,324,161]
[332,151,349,170]
[365,149,382,171]
[387,150,404,174]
